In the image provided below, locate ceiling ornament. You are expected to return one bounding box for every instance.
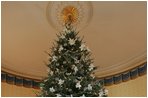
[46,1,93,31]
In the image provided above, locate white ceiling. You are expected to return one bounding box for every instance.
[2,1,147,80]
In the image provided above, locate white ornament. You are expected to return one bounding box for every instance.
[70,94,73,97]
[58,46,63,52]
[56,68,59,72]
[86,47,91,52]
[60,35,65,39]
[89,64,95,71]
[81,94,85,97]
[87,84,92,90]
[75,59,79,64]
[52,55,57,62]
[49,87,55,92]
[80,44,86,51]
[50,71,53,76]
[104,89,108,95]
[98,82,101,86]
[76,82,82,89]
[68,38,75,45]
[66,73,71,75]
[67,30,71,33]
[74,66,78,73]
[72,65,78,73]
[72,65,75,69]
[63,27,71,33]
[58,79,64,85]
[40,87,43,90]
[90,74,95,79]
[63,27,68,32]
[99,91,104,97]
[44,79,48,82]
[77,76,82,80]
[56,94,61,97]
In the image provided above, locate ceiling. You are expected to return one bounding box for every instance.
[1,1,147,80]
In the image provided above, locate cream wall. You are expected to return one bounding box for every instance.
[1,75,147,97]
[1,82,40,97]
[106,75,147,97]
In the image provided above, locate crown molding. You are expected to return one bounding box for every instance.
[95,51,146,78]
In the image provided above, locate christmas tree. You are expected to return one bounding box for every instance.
[38,19,108,97]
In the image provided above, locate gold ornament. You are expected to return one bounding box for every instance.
[61,6,79,24]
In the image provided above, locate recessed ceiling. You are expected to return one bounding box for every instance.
[1,1,147,80]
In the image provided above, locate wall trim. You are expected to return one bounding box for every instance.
[1,62,147,88]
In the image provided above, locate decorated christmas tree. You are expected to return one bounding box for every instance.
[38,17,108,96]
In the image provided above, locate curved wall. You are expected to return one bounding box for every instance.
[106,74,147,97]
[1,75,146,97]
[1,82,40,97]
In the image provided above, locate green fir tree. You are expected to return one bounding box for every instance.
[38,23,108,97]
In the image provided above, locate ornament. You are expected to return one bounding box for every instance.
[50,71,53,76]
[68,38,75,45]
[56,94,61,97]
[58,79,64,85]
[56,68,59,72]
[52,55,57,62]
[77,76,82,80]
[63,27,68,32]
[81,94,85,97]
[87,84,92,90]
[75,59,79,64]
[44,79,48,82]
[66,72,71,75]
[99,91,104,97]
[63,27,71,33]
[76,81,81,89]
[74,66,78,73]
[104,89,108,95]
[86,47,91,52]
[67,29,71,33]
[46,2,93,31]
[40,87,43,90]
[72,65,78,73]
[98,82,101,86]
[60,34,65,39]
[49,87,55,92]
[89,64,95,71]
[80,44,86,51]
[90,74,95,79]
[58,45,63,52]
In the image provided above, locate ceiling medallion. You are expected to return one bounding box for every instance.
[46,1,93,31]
